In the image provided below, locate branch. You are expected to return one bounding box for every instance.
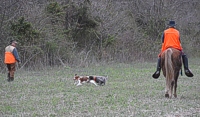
[19,51,41,70]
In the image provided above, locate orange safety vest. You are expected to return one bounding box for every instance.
[4,46,16,64]
[161,28,182,53]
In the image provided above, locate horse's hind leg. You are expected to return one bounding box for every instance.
[173,72,179,98]
[170,80,174,98]
[165,81,173,98]
[174,78,178,98]
[165,82,169,98]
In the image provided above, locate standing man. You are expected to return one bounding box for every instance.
[4,40,21,81]
[152,21,193,79]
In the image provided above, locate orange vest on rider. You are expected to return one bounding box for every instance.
[161,28,182,53]
[4,46,16,64]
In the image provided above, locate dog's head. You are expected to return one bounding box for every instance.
[73,74,79,81]
[96,76,107,85]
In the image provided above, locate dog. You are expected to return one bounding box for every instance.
[73,74,108,86]
[73,74,89,86]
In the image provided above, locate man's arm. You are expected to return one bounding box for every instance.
[12,48,21,62]
[160,33,165,53]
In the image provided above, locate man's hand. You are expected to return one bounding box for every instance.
[18,62,21,68]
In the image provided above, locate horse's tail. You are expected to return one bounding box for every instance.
[165,48,174,89]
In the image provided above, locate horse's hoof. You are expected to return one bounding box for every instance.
[165,94,169,98]
[174,94,177,98]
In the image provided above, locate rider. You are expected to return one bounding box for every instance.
[152,21,193,79]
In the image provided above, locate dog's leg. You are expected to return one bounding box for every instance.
[74,80,78,85]
[76,80,82,86]
[90,80,98,86]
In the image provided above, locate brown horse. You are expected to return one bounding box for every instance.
[161,48,182,98]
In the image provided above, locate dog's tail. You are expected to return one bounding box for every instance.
[106,76,108,80]
[104,76,108,85]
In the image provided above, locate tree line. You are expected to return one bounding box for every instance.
[0,0,199,70]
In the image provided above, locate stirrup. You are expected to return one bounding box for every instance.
[152,71,160,79]
[185,69,193,77]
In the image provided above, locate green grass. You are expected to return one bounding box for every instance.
[0,59,200,117]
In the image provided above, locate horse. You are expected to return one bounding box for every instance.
[161,48,182,98]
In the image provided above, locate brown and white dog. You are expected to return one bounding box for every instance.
[73,74,89,86]
[73,74,108,86]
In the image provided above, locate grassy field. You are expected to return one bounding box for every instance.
[0,58,200,117]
